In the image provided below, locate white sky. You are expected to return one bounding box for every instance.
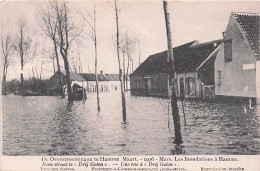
[1,0,260,81]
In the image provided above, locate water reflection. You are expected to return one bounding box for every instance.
[48,101,78,155]
[2,93,260,155]
[171,145,185,155]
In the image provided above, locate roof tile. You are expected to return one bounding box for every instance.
[232,12,260,57]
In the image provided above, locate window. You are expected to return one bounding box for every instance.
[224,39,232,62]
[217,71,221,86]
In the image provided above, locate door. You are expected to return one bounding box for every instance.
[144,77,151,95]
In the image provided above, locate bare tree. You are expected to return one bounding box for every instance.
[119,31,137,91]
[38,1,64,96]
[82,3,101,111]
[124,32,137,90]
[115,0,127,124]
[120,33,127,91]
[13,20,32,96]
[163,0,182,144]
[76,43,82,73]
[54,0,83,100]
[1,31,14,95]
[40,0,82,100]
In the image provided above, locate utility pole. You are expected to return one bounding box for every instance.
[163,0,182,144]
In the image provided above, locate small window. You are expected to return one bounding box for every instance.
[224,39,232,62]
[217,71,221,86]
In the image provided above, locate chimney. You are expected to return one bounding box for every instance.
[222,32,225,40]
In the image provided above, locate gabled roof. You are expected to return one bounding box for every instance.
[232,12,260,58]
[181,39,222,72]
[131,41,197,77]
[131,40,222,77]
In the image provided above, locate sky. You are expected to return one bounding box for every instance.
[1,0,260,81]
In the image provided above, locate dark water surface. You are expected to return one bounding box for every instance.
[2,92,260,155]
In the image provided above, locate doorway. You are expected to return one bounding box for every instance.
[144,77,151,95]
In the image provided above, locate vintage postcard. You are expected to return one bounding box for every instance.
[1,0,260,170]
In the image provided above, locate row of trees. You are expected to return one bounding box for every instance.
[1,0,182,143]
[1,0,137,105]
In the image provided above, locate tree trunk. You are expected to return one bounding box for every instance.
[63,55,72,100]
[2,73,6,95]
[52,56,56,74]
[126,55,130,90]
[163,0,182,144]
[115,0,126,124]
[32,67,35,78]
[21,72,24,96]
[94,9,100,112]
[123,53,126,92]
[20,30,24,96]
[54,41,64,96]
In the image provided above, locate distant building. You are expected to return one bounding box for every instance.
[214,12,260,103]
[47,71,85,95]
[80,72,130,93]
[47,70,130,95]
[130,40,221,99]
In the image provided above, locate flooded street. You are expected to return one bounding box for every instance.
[2,92,260,155]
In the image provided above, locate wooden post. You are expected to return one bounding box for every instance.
[163,0,182,144]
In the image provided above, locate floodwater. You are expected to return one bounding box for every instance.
[2,92,260,155]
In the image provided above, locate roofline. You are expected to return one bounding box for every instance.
[196,45,221,71]
[191,39,223,48]
[130,40,198,77]
[231,12,260,58]
[231,12,260,16]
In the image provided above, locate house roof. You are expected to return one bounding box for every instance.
[60,71,85,81]
[131,41,197,77]
[131,39,222,77]
[80,73,109,81]
[104,74,120,81]
[80,73,127,81]
[182,39,222,72]
[232,12,260,58]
